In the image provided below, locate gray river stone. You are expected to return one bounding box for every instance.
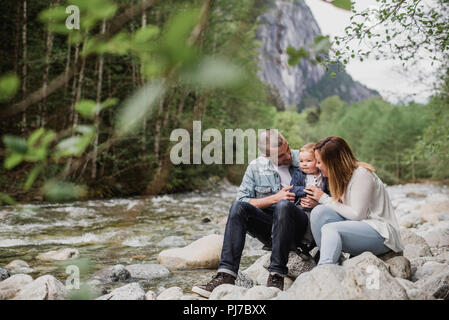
[5,260,34,274]
[0,274,33,300]
[0,268,10,281]
[125,264,170,280]
[96,282,145,300]
[92,264,131,283]
[13,275,68,300]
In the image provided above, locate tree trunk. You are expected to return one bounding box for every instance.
[21,0,27,134]
[141,5,148,152]
[91,20,107,179]
[41,0,58,127]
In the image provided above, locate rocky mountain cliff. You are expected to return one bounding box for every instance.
[255,0,380,111]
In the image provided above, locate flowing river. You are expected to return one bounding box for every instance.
[0,182,448,296]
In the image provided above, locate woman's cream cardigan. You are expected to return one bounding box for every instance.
[318,166,404,253]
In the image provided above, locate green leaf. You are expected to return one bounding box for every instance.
[179,57,243,89]
[331,0,352,11]
[3,135,28,154]
[28,128,46,146]
[116,81,166,136]
[4,153,24,169]
[75,100,97,119]
[0,193,16,206]
[24,164,44,191]
[0,73,20,102]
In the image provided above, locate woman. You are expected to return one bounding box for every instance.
[304,136,404,265]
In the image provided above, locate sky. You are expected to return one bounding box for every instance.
[304,0,438,104]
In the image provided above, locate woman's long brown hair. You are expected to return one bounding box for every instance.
[314,136,374,201]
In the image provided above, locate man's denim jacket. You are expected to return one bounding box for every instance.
[236,149,300,209]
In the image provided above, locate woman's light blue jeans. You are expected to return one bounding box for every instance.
[310,205,391,265]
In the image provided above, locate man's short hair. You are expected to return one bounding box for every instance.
[258,129,285,155]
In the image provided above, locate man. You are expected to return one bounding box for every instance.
[191,129,318,298]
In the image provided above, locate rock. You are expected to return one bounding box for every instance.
[0,274,33,300]
[235,271,254,289]
[5,260,34,274]
[36,248,80,261]
[96,283,145,300]
[157,236,187,248]
[278,253,408,300]
[209,284,246,300]
[419,200,449,224]
[244,285,280,300]
[92,264,131,283]
[415,270,449,299]
[157,234,223,270]
[378,250,403,262]
[201,217,211,223]
[180,294,208,300]
[420,223,449,248]
[395,278,435,300]
[243,253,293,290]
[385,256,411,280]
[285,252,316,278]
[413,261,449,282]
[209,284,280,300]
[13,275,68,300]
[156,286,184,300]
[0,267,10,281]
[125,264,170,280]
[145,290,157,300]
[404,244,433,260]
[400,212,423,228]
[400,228,429,246]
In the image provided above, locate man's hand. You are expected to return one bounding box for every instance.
[273,185,296,203]
[300,196,319,209]
[249,185,295,209]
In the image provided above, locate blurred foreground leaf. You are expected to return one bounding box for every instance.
[42,180,87,202]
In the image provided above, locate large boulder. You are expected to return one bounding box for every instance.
[92,264,131,283]
[36,248,80,261]
[395,278,435,300]
[400,212,423,228]
[157,234,223,270]
[403,244,433,260]
[13,275,68,300]
[209,284,280,300]
[0,274,33,300]
[125,264,170,280]
[413,261,449,282]
[385,256,412,280]
[415,269,449,300]
[156,286,184,300]
[277,253,408,300]
[96,283,145,300]
[5,260,34,274]
[243,253,294,290]
[400,228,429,246]
[419,200,449,224]
[419,222,449,248]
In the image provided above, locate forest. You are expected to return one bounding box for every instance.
[0,0,448,204]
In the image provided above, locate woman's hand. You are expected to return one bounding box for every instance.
[304,185,324,202]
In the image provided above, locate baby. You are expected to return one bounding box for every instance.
[289,143,330,252]
[290,143,329,209]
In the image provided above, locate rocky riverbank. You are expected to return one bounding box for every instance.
[0,183,448,300]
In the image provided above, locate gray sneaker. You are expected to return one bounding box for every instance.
[192,272,236,298]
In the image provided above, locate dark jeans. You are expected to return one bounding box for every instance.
[218,200,309,276]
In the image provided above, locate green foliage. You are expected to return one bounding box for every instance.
[0,73,20,102]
